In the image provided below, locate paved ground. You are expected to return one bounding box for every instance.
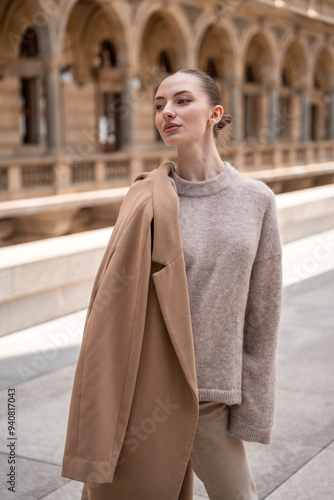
[0,228,334,499]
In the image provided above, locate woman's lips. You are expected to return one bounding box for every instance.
[164,124,181,133]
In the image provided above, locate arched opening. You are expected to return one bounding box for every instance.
[243,33,273,142]
[18,27,41,145]
[198,24,234,81]
[154,50,173,141]
[96,40,117,68]
[197,24,234,136]
[158,51,173,74]
[64,0,123,153]
[0,0,55,155]
[20,27,39,58]
[279,40,306,142]
[310,48,334,142]
[140,11,185,143]
[205,58,218,78]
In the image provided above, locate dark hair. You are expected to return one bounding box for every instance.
[174,68,232,139]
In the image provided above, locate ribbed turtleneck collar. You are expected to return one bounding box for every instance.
[169,161,233,197]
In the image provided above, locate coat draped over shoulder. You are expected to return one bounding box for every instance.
[61,161,199,500]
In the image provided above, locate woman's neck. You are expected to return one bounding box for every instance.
[175,138,226,182]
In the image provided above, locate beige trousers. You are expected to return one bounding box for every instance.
[189,401,258,500]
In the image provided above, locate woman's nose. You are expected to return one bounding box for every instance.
[162,104,175,118]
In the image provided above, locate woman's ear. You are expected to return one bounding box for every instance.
[211,105,224,124]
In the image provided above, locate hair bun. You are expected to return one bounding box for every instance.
[217,113,232,130]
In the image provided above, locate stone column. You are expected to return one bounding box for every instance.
[8,165,21,195]
[228,77,242,144]
[300,87,310,142]
[268,85,278,143]
[121,70,133,146]
[257,88,270,144]
[45,56,64,151]
[329,91,334,140]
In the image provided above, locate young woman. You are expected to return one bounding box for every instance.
[61,69,282,500]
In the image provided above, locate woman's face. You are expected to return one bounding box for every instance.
[154,72,216,146]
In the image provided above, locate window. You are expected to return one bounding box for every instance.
[158,51,172,74]
[99,93,121,152]
[310,104,318,141]
[19,78,39,144]
[20,27,38,58]
[206,59,218,78]
[97,40,117,68]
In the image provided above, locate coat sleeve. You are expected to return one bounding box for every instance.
[228,189,283,445]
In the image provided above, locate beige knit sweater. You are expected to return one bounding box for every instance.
[168,161,283,445]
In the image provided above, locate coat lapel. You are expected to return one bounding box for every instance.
[151,161,198,400]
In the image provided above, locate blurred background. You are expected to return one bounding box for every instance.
[0,0,334,247]
[0,1,334,499]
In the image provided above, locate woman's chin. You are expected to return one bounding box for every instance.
[161,135,186,147]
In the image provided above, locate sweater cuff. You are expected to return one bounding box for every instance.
[228,415,272,445]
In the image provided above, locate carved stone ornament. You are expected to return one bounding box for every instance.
[272,25,286,43]
[231,16,250,36]
[180,3,203,25]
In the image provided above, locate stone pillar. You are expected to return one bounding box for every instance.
[228,78,242,144]
[300,87,310,142]
[329,91,334,140]
[258,89,270,144]
[268,86,278,143]
[95,159,105,185]
[45,56,64,151]
[290,93,302,143]
[121,71,133,146]
[8,165,21,194]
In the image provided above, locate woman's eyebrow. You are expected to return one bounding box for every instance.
[154,90,194,101]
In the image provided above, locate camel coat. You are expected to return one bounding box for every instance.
[61,161,199,499]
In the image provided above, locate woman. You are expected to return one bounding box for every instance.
[61,69,282,500]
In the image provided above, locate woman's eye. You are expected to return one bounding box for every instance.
[155,98,192,111]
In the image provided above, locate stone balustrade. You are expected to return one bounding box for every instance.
[1,142,334,202]
[1,158,334,246]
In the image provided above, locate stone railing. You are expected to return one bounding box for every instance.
[0,141,333,202]
[0,151,176,202]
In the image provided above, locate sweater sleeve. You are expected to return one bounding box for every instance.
[228,189,283,445]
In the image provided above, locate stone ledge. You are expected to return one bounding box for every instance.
[0,186,129,218]
[276,183,334,243]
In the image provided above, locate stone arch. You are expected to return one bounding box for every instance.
[134,5,190,143]
[59,0,131,155]
[278,38,309,143]
[137,9,189,79]
[241,31,276,143]
[309,45,334,141]
[58,0,130,66]
[197,23,236,80]
[242,31,275,85]
[279,35,310,89]
[195,21,237,125]
[239,26,278,83]
[193,12,239,74]
[281,39,308,90]
[312,45,334,91]
[0,0,53,151]
[0,0,52,58]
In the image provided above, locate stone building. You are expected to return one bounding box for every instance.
[0,0,334,243]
